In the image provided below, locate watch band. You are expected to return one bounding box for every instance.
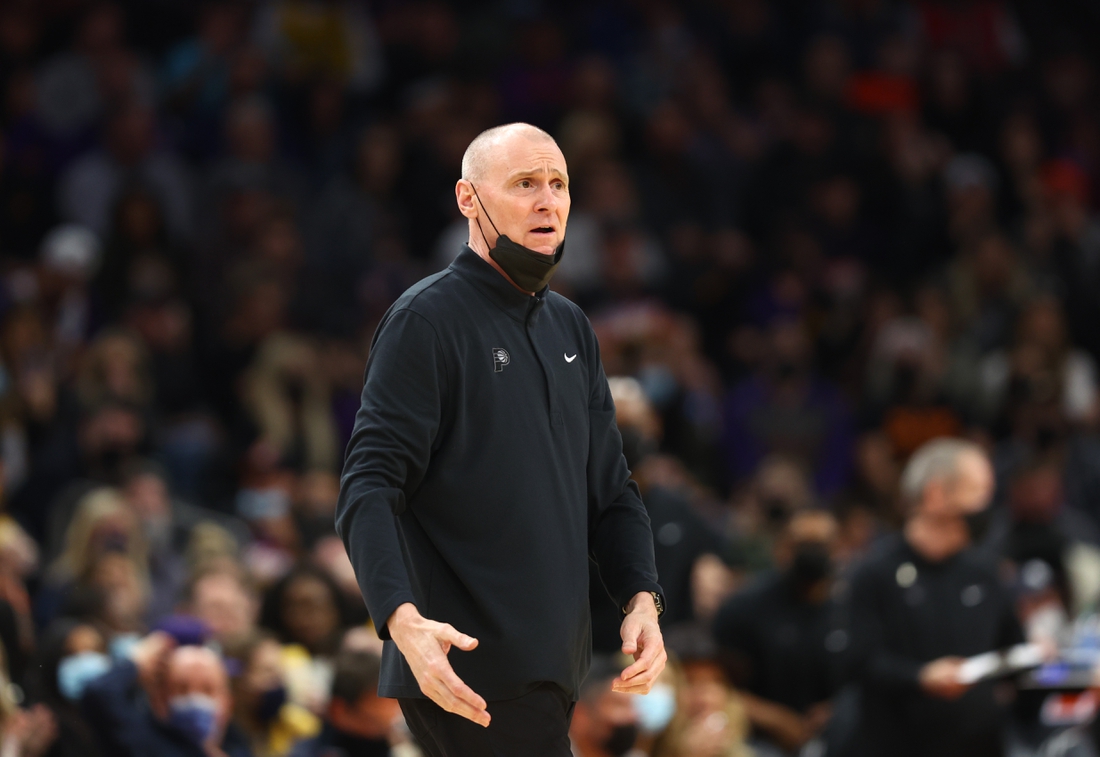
[623,591,665,619]
[650,591,665,618]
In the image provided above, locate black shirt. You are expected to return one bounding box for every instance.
[713,570,847,713]
[336,247,661,701]
[848,534,1024,757]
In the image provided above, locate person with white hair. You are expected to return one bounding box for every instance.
[847,438,1024,757]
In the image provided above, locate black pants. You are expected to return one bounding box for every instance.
[399,683,575,757]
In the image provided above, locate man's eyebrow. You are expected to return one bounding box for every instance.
[505,166,569,181]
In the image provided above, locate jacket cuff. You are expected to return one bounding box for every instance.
[615,582,665,616]
[370,592,419,642]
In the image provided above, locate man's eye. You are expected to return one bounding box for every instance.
[519,180,532,188]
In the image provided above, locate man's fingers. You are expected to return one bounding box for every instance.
[612,680,655,694]
[620,656,649,682]
[440,669,488,712]
[424,680,488,726]
[426,671,490,727]
[615,649,667,692]
[612,672,662,694]
[620,618,642,656]
[620,644,658,680]
[440,624,479,652]
[620,630,662,680]
[425,657,489,724]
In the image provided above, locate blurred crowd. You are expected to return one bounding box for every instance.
[0,0,1092,755]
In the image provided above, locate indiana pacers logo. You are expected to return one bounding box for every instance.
[492,347,510,372]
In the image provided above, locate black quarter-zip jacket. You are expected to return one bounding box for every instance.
[336,246,662,701]
[848,534,1024,757]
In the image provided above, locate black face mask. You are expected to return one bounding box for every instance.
[255,685,287,724]
[761,496,791,528]
[471,185,564,292]
[964,508,992,544]
[774,359,802,382]
[601,723,639,756]
[790,542,832,586]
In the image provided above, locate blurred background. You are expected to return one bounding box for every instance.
[0,0,1096,755]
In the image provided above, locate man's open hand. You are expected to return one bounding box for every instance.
[387,603,490,726]
[614,592,666,694]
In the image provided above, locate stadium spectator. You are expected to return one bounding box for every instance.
[987,460,1100,646]
[223,630,320,757]
[183,564,259,648]
[57,102,192,241]
[260,565,350,711]
[82,633,249,757]
[289,649,401,757]
[23,618,107,757]
[650,626,752,757]
[591,376,729,653]
[569,656,644,757]
[37,486,149,630]
[723,317,854,498]
[713,509,848,756]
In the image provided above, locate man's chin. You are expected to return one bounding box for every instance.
[525,241,560,255]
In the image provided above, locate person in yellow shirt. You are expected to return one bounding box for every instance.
[225,630,321,757]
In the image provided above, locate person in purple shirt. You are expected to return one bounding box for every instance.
[723,317,854,499]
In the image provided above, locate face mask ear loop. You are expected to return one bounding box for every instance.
[470,184,502,250]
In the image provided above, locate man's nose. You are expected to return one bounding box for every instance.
[534,184,558,212]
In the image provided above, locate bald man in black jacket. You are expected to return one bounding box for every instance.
[336,123,666,756]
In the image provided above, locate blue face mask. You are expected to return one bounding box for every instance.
[634,683,676,733]
[57,651,112,700]
[168,693,219,744]
[109,633,141,661]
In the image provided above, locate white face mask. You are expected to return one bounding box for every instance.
[633,682,677,733]
[57,651,111,700]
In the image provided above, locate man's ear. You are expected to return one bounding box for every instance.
[455,180,478,219]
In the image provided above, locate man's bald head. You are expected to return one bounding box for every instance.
[461,123,558,185]
[165,645,229,700]
[455,122,570,262]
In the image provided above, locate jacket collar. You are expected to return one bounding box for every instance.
[449,245,546,323]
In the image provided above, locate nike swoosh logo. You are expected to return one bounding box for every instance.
[565,353,577,363]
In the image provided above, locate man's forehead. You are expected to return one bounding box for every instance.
[169,649,225,681]
[486,136,568,180]
[956,449,992,481]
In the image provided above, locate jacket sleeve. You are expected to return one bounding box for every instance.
[80,658,144,757]
[585,344,662,612]
[336,308,447,639]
